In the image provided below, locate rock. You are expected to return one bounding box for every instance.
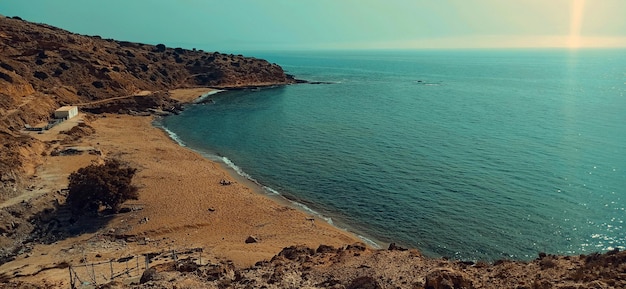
[176,259,199,272]
[245,236,258,244]
[388,242,407,251]
[118,207,131,213]
[117,256,134,263]
[139,267,159,284]
[316,244,337,254]
[425,268,474,289]
[278,245,315,261]
[203,262,235,281]
[346,243,367,252]
[347,276,381,289]
[584,280,609,289]
[268,267,285,284]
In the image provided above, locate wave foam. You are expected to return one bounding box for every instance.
[194,90,225,103]
[288,200,334,225]
[160,125,186,147]
[358,235,383,249]
[221,156,254,181]
[220,157,338,226]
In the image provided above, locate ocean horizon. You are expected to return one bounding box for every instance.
[160,49,625,261]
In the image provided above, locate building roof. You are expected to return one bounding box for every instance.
[55,106,77,112]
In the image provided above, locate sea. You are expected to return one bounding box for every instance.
[159,49,626,261]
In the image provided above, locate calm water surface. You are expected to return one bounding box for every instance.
[161,49,626,260]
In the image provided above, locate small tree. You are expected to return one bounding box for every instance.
[66,159,138,215]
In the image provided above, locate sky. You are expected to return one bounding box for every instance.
[1,0,625,52]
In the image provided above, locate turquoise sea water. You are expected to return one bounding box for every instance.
[160,49,626,261]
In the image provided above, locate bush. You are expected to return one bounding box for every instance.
[33,71,48,80]
[66,159,138,215]
[155,44,166,52]
[92,81,104,88]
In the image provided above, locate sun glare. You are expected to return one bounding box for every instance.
[568,0,585,49]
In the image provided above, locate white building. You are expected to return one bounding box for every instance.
[54,106,78,120]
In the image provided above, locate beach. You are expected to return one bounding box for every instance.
[90,110,361,264]
[86,88,361,261]
[0,88,361,284]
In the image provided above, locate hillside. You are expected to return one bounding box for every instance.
[0,15,296,202]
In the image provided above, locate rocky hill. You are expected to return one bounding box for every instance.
[0,15,296,202]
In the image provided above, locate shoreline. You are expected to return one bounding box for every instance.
[159,88,385,250]
[0,87,368,284]
[98,88,365,267]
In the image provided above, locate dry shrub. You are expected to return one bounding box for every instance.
[66,159,138,216]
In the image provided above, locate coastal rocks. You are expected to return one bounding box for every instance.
[94,245,626,288]
[388,242,408,251]
[316,244,337,254]
[276,245,315,261]
[346,276,382,289]
[425,268,474,289]
[345,242,367,252]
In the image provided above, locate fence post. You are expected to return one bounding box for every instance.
[136,255,139,272]
[110,261,113,280]
[91,263,96,285]
[69,266,74,289]
[145,254,149,270]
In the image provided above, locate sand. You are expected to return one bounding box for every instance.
[0,88,362,285]
[168,88,221,103]
[88,113,360,265]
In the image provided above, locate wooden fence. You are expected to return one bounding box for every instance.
[68,247,204,288]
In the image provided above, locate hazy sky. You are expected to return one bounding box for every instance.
[1,0,625,52]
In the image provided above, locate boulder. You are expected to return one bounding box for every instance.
[277,245,315,261]
[316,244,337,254]
[388,242,408,251]
[425,268,474,289]
[347,276,381,289]
[245,235,258,243]
[139,267,159,284]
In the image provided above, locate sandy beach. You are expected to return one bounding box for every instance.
[0,88,361,284]
[89,111,361,265]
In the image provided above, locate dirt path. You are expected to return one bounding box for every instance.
[75,90,154,106]
[0,114,95,209]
